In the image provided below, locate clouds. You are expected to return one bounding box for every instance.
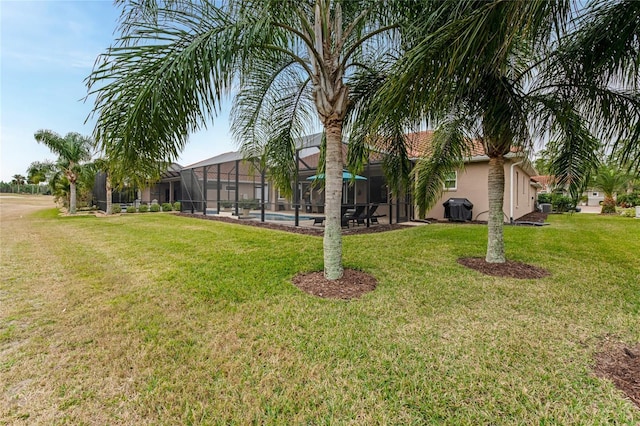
[2,1,108,70]
[0,1,235,182]
[0,1,118,181]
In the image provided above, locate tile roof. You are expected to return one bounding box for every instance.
[531,175,556,186]
[405,130,522,159]
[405,130,484,158]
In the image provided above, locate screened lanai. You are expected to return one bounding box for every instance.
[178,133,414,226]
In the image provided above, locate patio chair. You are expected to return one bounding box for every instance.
[313,216,325,226]
[355,204,386,225]
[341,207,357,228]
[345,206,366,226]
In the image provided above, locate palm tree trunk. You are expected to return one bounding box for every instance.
[69,181,77,214]
[323,122,344,280]
[486,156,505,263]
[106,174,112,215]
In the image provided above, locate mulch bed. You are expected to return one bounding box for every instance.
[515,211,549,223]
[292,269,377,299]
[426,210,549,226]
[177,213,405,236]
[594,338,640,409]
[457,257,551,279]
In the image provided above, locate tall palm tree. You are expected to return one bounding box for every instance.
[357,1,639,263]
[88,0,403,280]
[11,174,26,193]
[34,130,93,214]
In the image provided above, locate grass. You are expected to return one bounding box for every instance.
[1,203,639,424]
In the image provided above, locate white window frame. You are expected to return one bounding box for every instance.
[443,171,458,191]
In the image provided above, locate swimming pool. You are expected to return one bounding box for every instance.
[249,212,315,221]
[204,209,315,221]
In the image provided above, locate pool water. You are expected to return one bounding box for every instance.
[250,213,315,221]
[204,209,315,221]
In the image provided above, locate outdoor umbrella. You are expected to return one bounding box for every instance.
[306,171,366,205]
[306,171,367,181]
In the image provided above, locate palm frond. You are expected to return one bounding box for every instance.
[538,100,601,200]
[560,0,640,89]
[88,1,235,176]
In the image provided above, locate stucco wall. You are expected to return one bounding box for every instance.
[423,158,537,222]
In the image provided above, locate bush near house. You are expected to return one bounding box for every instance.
[617,192,640,207]
[173,201,181,211]
[161,203,173,212]
[537,193,552,204]
[139,204,149,213]
[617,207,636,217]
[126,206,136,213]
[552,194,574,212]
[150,204,161,212]
[111,205,122,214]
[538,193,574,212]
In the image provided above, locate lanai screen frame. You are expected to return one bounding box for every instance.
[178,133,413,226]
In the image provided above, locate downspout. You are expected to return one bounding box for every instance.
[509,160,523,223]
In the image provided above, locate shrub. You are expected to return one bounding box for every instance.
[551,194,574,212]
[617,207,636,217]
[150,204,161,212]
[126,206,136,213]
[617,192,640,207]
[111,204,122,214]
[138,204,149,213]
[537,193,552,204]
[173,201,181,211]
[239,199,260,210]
[161,203,173,212]
[220,200,233,209]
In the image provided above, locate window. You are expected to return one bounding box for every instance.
[444,171,457,190]
[592,192,599,197]
[516,171,519,205]
[255,185,269,202]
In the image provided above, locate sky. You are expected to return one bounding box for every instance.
[0,0,236,183]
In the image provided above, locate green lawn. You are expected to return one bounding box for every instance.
[1,209,639,424]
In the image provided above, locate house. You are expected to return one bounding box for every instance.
[531,174,605,207]
[98,131,540,224]
[93,163,183,211]
[407,131,540,222]
[530,175,556,194]
[173,130,538,224]
[175,133,409,222]
[141,163,183,205]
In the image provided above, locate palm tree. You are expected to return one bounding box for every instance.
[27,161,55,195]
[34,130,93,214]
[11,174,26,193]
[591,164,630,214]
[357,1,639,263]
[88,0,403,280]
